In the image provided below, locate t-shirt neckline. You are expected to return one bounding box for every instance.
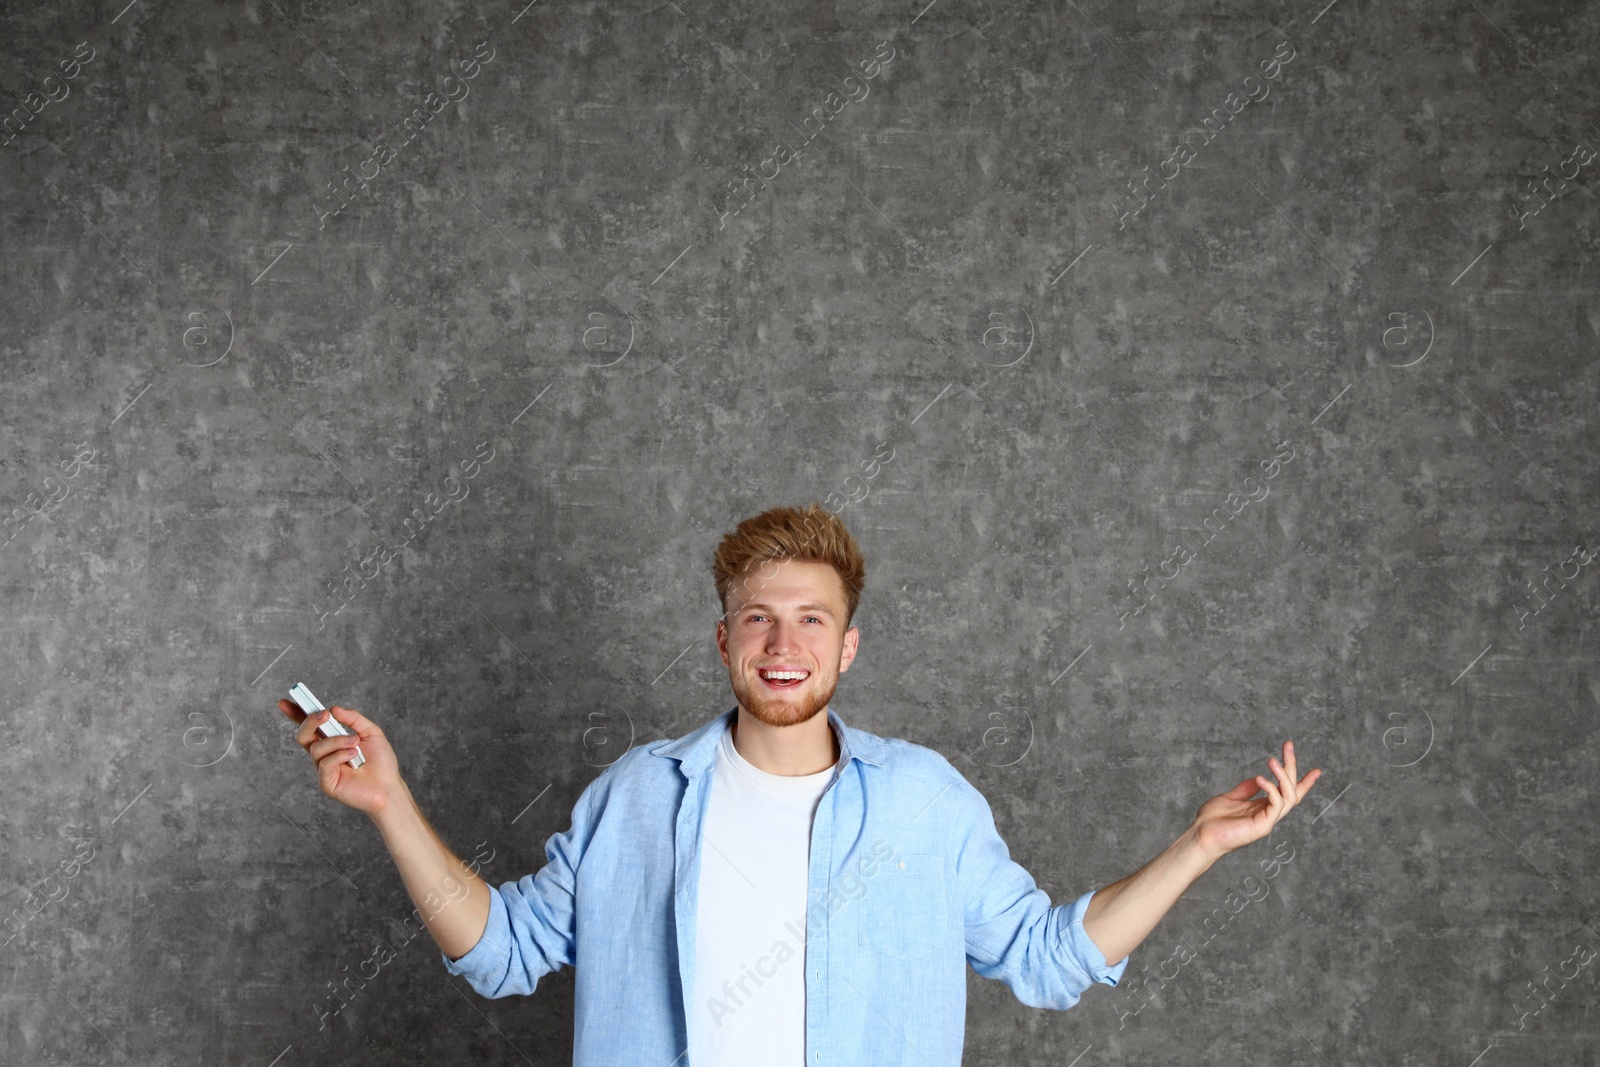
[720,718,839,789]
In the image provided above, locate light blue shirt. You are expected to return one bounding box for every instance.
[442,706,1128,1065]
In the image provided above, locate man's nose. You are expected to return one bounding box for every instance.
[766,621,801,650]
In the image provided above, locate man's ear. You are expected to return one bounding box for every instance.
[837,625,860,672]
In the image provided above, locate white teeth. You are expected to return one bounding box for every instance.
[759,670,808,680]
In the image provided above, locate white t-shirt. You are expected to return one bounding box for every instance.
[689,718,839,1067]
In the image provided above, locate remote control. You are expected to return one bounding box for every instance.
[288,682,366,769]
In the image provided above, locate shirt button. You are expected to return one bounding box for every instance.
[898,860,906,869]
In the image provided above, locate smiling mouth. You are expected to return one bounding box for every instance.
[757,668,810,690]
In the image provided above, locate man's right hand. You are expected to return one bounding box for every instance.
[277,698,492,964]
[277,700,404,817]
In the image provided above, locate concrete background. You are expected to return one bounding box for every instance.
[2,0,1597,1063]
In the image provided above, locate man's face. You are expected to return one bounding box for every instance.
[716,558,859,730]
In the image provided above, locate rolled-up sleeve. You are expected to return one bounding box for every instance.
[952,770,1129,1009]
[1062,885,1129,986]
[441,780,598,998]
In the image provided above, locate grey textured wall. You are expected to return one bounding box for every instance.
[3,0,1597,1063]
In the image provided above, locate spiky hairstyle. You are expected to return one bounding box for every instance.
[712,503,865,627]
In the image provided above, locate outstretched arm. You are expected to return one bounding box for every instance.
[278,699,491,960]
[1080,740,1320,966]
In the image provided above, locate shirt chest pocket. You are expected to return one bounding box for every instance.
[857,852,946,960]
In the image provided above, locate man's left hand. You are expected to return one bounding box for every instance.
[1191,741,1321,861]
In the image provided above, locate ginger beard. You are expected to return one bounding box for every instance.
[729,656,841,729]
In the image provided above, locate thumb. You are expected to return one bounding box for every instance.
[1220,777,1260,800]
[328,704,380,737]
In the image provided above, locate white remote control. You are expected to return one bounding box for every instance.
[288,682,366,768]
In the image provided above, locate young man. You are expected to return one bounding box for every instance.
[280,502,1319,1066]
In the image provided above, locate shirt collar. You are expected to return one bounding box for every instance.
[650,705,886,778]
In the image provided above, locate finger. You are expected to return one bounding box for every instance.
[1283,741,1298,786]
[309,733,360,761]
[1297,767,1322,795]
[277,698,308,726]
[1255,775,1282,812]
[1269,755,1296,803]
[317,744,362,790]
[294,707,332,749]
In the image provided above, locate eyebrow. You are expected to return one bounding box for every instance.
[738,602,836,618]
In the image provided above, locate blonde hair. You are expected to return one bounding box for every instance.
[712,503,865,626]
